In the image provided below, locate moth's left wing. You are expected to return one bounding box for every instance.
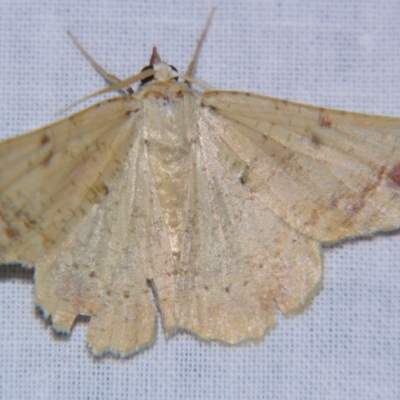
[200,91,400,242]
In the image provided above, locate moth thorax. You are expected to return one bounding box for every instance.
[153,62,177,81]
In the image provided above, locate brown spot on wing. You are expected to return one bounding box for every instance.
[23,216,37,228]
[304,208,320,228]
[239,166,250,184]
[329,196,339,209]
[311,133,323,146]
[318,110,332,127]
[206,104,217,112]
[389,164,400,187]
[40,134,51,146]
[4,226,19,239]
[0,211,20,239]
[89,181,109,204]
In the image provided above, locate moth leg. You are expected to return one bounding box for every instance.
[67,31,133,94]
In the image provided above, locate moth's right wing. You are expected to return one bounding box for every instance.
[0,96,174,356]
[0,97,139,265]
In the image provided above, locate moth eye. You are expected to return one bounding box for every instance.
[169,65,179,81]
[140,65,155,85]
[140,64,179,85]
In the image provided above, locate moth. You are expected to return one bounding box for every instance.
[1,10,400,357]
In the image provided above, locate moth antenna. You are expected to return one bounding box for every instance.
[67,30,133,95]
[56,68,154,114]
[185,7,216,78]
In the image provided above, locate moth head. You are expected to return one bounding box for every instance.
[140,47,179,85]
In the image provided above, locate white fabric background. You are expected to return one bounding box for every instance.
[1,0,399,399]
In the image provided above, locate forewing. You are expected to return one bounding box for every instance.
[200,91,400,242]
[0,97,139,264]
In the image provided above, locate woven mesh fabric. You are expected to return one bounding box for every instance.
[0,1,399,399]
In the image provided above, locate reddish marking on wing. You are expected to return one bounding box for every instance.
[348,166,387,216]
[4,226,19,239]
[361,165,386,198]
[329,196,339,209]
[389,164,400,186]
[348,202,364,216]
